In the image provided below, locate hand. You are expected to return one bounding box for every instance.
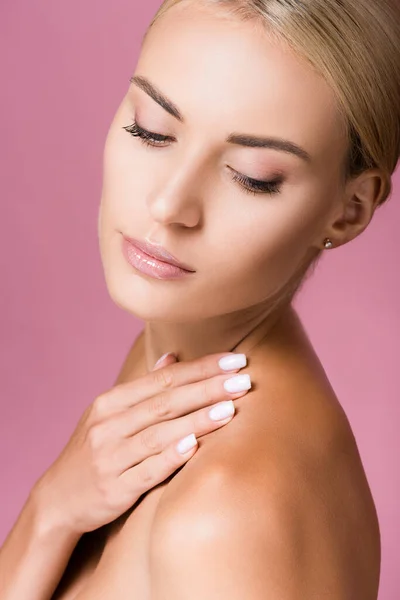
[32,350,251,536]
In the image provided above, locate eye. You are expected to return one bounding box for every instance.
[229,170,283,196]
[123,120,284,196]
[122,120,172,147]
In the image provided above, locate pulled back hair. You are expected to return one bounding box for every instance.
[144,0,400,208]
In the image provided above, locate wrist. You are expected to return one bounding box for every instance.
[29,479,82,547]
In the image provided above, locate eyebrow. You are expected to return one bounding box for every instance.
[130,75,312,163]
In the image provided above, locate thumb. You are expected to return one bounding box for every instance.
[152,352,178,370]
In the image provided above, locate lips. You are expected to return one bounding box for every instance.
[122,235,195,272]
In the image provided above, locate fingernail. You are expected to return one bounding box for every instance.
[176,433,198,454]
[209,400,235,421]
[223,374,251,393]
[218,353,247,371]
[153,352,176,368]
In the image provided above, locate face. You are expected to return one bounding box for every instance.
[98,2,349,322]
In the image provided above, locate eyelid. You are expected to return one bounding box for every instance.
[226,164,283,184]
[132,121,282,178]
[136,118,173,140]
[123,119,284,195]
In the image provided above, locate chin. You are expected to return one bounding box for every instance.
[101,268,200,323]
[99,237,236,322]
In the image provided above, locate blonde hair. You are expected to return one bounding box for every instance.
[144,0,400,208]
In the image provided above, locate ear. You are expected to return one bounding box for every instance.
[323,169,386,248]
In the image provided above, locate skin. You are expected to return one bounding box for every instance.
[98,1,384,371]
[64,1,385,597]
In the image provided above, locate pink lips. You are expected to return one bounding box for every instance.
[122,235,195,280]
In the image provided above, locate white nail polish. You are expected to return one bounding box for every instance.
[223,374,251,393]
[218,354,247,371]
[154,352,173,368]
[176,433,198,454]
[209,400,235,421]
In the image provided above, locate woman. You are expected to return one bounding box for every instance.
[1,0,399,598]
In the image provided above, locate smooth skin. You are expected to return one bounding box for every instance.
[2,0,384,598]
[98,2,384,373]
[95,1,383,597]
[0,350,250,599]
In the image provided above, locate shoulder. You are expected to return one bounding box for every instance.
[149,447,340,598]
[149,362,380,598]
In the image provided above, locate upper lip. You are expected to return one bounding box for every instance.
[123,235,195,272]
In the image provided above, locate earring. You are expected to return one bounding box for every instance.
[324,238,333,249]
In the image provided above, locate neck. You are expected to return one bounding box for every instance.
[143,301,294,372]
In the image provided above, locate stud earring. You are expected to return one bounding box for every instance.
[324,238,333,249]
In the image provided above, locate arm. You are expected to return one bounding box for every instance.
[0,481,82,600]
[0,331,142,599]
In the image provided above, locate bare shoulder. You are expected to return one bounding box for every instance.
[149,346,381,599]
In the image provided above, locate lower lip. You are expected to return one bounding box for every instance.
[122,237,194,280]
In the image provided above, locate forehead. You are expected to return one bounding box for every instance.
[136,2,347,166]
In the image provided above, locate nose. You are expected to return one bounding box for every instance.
[146,158,205,228]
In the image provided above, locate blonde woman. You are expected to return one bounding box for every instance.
[1,0,399,598]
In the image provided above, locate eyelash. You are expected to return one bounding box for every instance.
[122,120,283,196]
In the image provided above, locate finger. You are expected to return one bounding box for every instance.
[152,352,177,371]
[115,397,239,472]
[118,432,199,495]
[117,371,251,438]
[89,353,179,422]
[108,351,247,412]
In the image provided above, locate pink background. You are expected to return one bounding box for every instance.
[0,1,399,597]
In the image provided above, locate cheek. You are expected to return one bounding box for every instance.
[207,196,327,301]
